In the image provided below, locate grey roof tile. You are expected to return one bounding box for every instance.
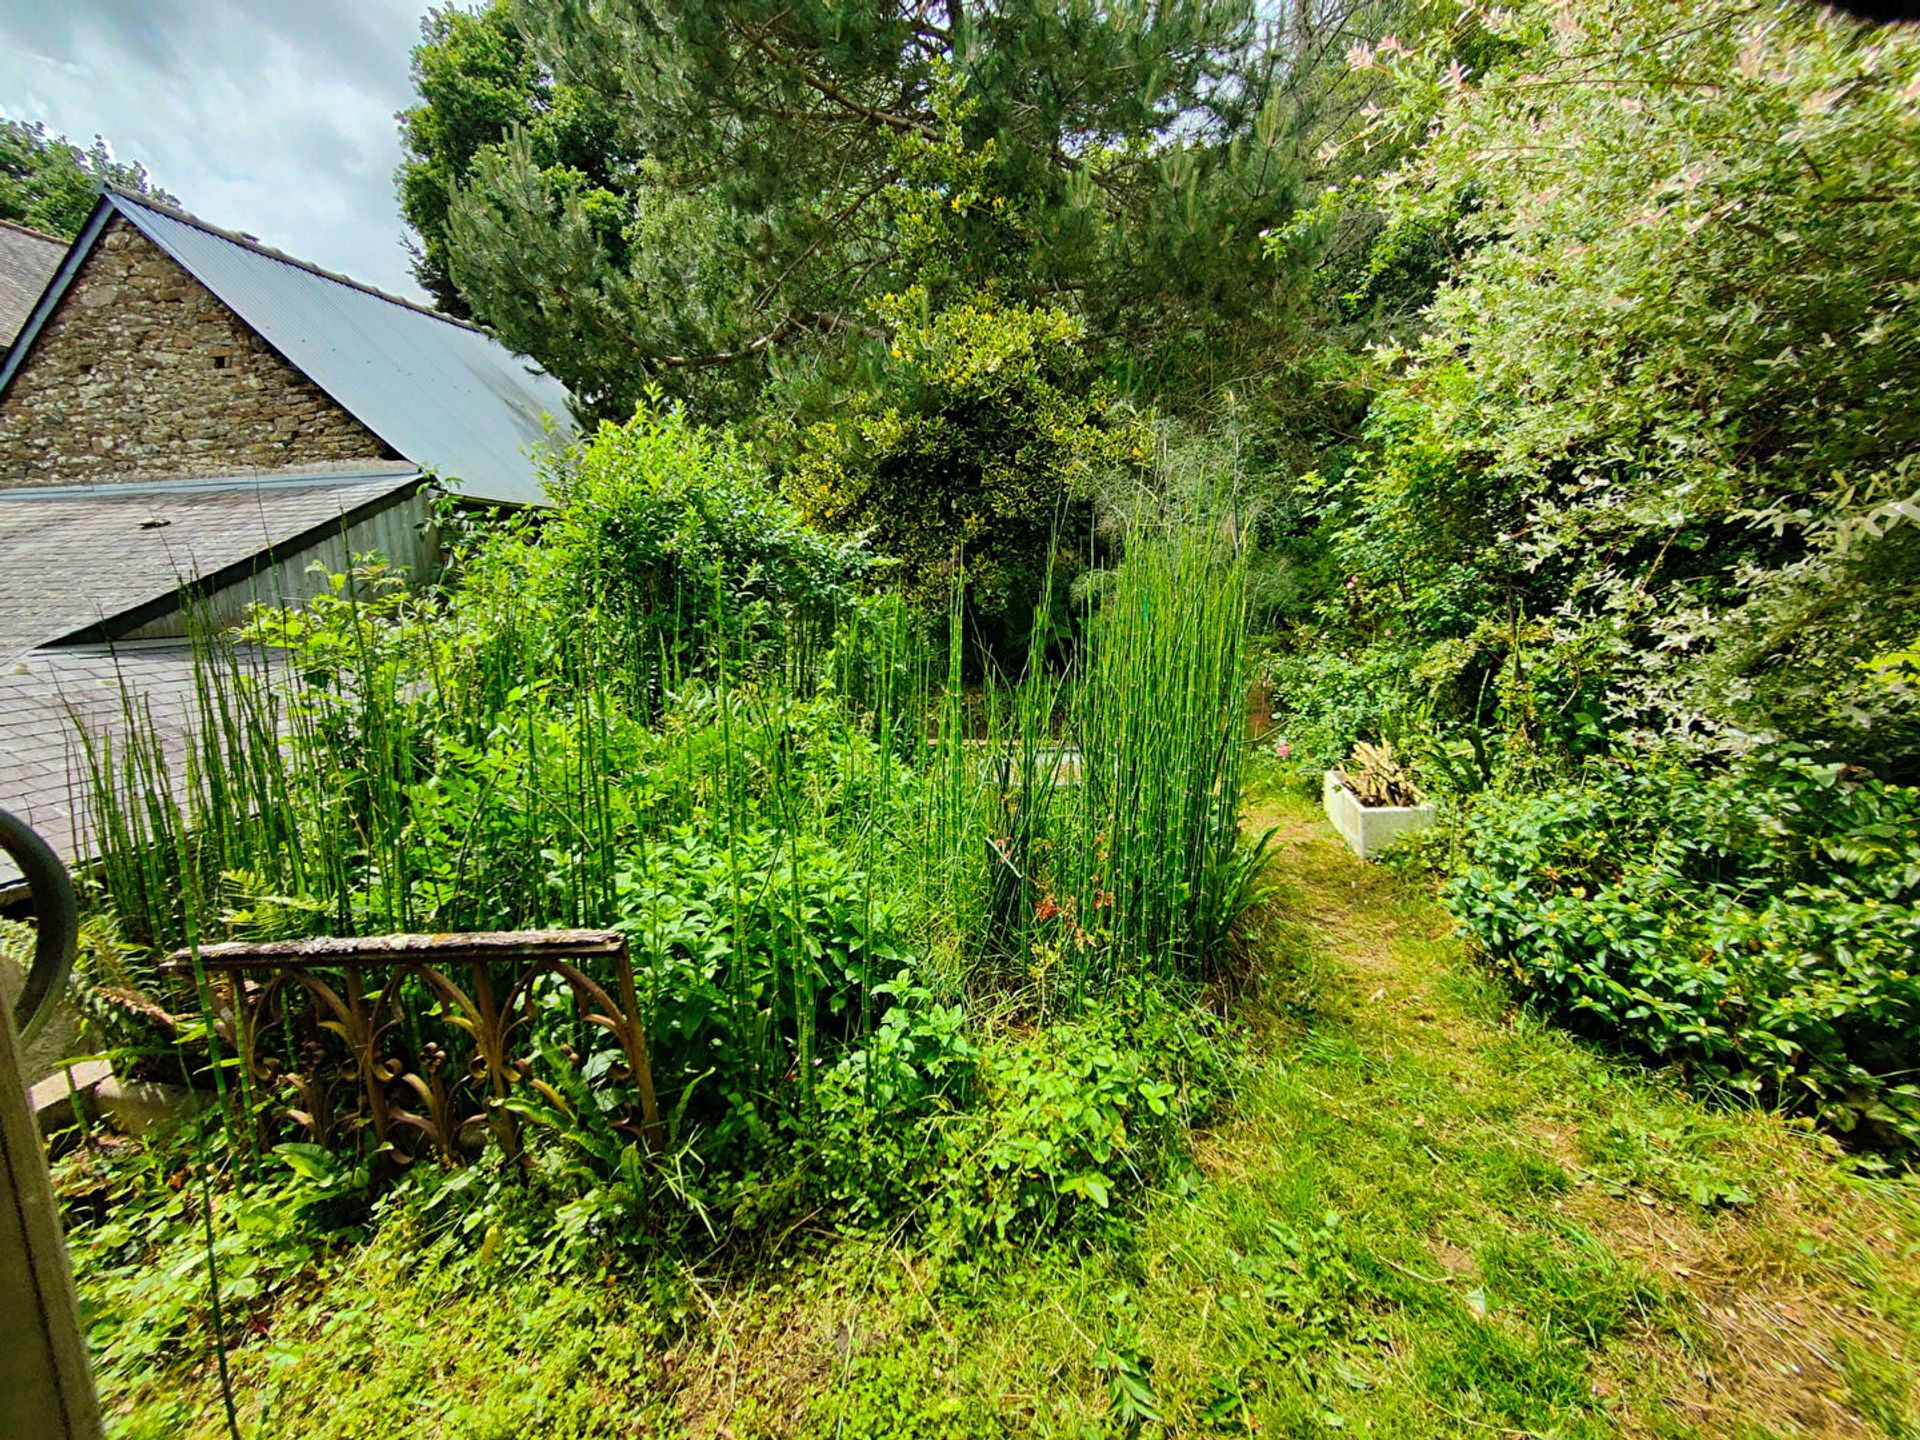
[0,640,252,893]
[0,465,421,663]
[0,219,65,351]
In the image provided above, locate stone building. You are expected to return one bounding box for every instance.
[0,185,577,911]
[1,216,395,484]
[0,185,572,503]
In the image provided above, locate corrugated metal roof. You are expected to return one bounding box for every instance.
[0,218,65,350]
[101,190,576,507]
[0,465,422,664]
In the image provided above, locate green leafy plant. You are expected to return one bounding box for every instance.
[537,400,868,702]
[74,410,1263,1239]
[1095,1341,1165,1428]
[1449,750,1920,1149]
[957,981,1234,1243]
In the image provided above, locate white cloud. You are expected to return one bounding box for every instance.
[0,0,435,300]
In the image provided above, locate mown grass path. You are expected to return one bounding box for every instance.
[810,795,1920,1437]
[122,796,1919,1439]
[1061,793,1920,1438]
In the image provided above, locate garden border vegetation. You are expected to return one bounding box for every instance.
[27,2,1920,1433]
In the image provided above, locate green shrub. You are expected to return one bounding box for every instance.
[785,295,1138,659]
[77,420,1262,1243]
[1303,2,1920,774]
[812,977,1236,1246]
[614,824,919,1162]
[812,982,981,1228]
[956,981,1235,1243]
[538,401,868,699]
[1449,751,1920,1149]
[1263,643,1423,778]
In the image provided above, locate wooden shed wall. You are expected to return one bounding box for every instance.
[120,490,438,640]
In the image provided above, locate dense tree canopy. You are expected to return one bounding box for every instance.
[0,120,174,239]
[397,0,1439,635]
[396,2,629,316]
[1281,0,1920,778]
[398,0,1920,783]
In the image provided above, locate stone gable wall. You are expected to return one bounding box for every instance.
[0,217,396,488]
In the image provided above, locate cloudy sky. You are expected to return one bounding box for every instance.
[0,0,437,301]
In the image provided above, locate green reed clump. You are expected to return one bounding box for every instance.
[919,519,1258,1011]
[1076,518,1256,971]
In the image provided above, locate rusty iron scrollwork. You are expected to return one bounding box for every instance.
[161,929,663,1169]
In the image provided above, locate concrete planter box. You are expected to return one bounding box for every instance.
[1323,770,1435,860]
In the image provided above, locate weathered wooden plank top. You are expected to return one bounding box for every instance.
[161,928,627,975]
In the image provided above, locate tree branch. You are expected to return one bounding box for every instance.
[652,318,795,369]
[749,178,891,316]
[650,309,877,370]
[741,26,941,140]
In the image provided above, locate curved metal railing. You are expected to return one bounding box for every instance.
[1,809,78,1047]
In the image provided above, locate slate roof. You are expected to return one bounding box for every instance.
[0,463,423,666]
[0,640,270,897]
[0,218,65,351]
[0,188,576,506]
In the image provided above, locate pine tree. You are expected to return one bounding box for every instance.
[399,0,1409,421]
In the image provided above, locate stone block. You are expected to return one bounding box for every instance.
[95,1076,200,1135]
[25,1062,200,1138]
[26,1060,112,1136]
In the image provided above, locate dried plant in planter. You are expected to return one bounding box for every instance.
[1340,740,1422,808]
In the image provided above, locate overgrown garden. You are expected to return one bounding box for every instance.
[22,0,1920,1433]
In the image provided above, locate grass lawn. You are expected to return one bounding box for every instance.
[101,794,1920,1438]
